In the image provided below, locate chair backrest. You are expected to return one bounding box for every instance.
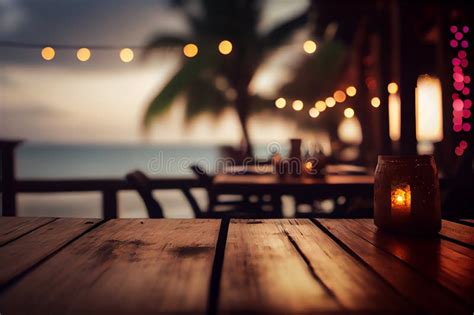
[126,170,165,218]
[126,169,205,219]
[190,164,213,186]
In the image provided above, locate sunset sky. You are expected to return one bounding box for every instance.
[0,0,314,144]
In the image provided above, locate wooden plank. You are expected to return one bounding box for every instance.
[0,217,55,246]
[332,219,473,310]
[219,219,340,314]
[318,219,472,314]
[280,219,409,312]
[0,218,101,287]
[0,219,220,314]
[440,220,474,247]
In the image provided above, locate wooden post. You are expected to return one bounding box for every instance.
[1,140,22,216]
[102,189,118,219]
[378,2,393,155]
[398,1,419,155]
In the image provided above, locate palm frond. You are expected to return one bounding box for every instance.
[185,74,228,119]
[143,58,207,129]
[143,35,188,57]
[261,10,309,48]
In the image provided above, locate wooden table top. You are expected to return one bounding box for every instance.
[0,217,473,314]
[214,174,374,186]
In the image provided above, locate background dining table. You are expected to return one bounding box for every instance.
[0,217,472,314]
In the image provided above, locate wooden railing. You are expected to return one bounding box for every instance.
[1,140,202,218]
[14,178,201,218]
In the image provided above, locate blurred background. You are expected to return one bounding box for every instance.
[0,0,472,218]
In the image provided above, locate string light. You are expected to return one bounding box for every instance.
[275,98,286,109]
[119,48,134,63]
[344,107,355,118]
[371,97,381,108]
[303,40,317,54]
[315,100,327,112]
[76,48,91,62]
[450,24,471,157]
[333,90,346,103]
[325,97,336,107]
[183,43,198,58]
[292,100,304,111]
[218,40,232,55]
[309,107,320,118]
[41,46,55,61]
[346,86,357,97]
[387,82,398,94]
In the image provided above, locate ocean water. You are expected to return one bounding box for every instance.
[14,143,221,218]
[16,143,221,179]
[13,143,291,218]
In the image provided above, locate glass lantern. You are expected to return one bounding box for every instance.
[374,155,441,235]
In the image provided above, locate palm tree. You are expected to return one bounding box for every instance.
[143,0,311,156]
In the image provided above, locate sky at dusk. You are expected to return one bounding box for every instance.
[0,0,316,144]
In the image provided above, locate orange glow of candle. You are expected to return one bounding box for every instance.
[391,184,411,212]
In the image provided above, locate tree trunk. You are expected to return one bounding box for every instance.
[235,85,254,158]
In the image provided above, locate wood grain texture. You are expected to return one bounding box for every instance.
[0,217,55,246]
[318,219,472,315]
[0,218,101,287]
[325,219,474,311]
[441,221,474,246]
[219,219,340,314]
[280,219,409,312]
[0,219,220,315]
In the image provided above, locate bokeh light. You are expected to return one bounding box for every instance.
[218,40,233,55]
[387,82,398,94]
[325,97,336,107]
[333,90,346,103]
[275,97,286,109]
[303,40,317,54]
[119,48,134,63]
[292,100,304,111]
[453,99,464,111]
[309,107,320,118]
[371,97,381,108]
[41,47,55,61]
[183,44,198,58]
[344,107,355,118]
[315,100,327,112]
[76,48,91,62]
[346,86,357,97]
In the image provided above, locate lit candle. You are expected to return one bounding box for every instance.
[391,183,411,214]
[374,155,441,235]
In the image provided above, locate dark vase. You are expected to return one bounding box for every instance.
[374,155,441,235]
[288,138,302,177]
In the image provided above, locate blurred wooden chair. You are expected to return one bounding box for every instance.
[126,170,202,218]
[189,164,279,217]
[126,169,278,218]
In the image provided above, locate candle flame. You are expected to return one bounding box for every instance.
[391,184,411,211]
